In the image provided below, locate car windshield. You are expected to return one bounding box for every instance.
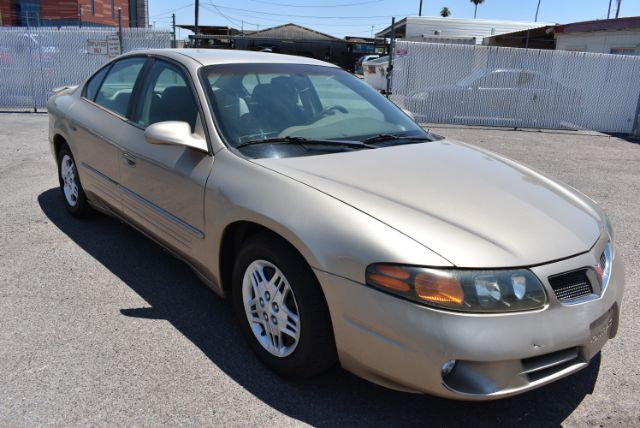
[200,63,431,158]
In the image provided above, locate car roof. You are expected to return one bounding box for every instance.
[124,48,339,68]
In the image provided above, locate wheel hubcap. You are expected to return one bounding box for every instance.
[60,154,79,207]
[242,260,300,357]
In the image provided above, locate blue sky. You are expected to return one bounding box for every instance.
[148,0,640,39]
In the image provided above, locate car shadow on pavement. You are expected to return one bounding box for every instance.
[39,187,601,427]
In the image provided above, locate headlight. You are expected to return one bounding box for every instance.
[365,264,547,313]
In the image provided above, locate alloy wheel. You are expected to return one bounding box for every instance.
[60,154,79,207]
[242,259,301,357]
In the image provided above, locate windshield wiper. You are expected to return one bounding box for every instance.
[362,134,433,145]
[236,136,375,149]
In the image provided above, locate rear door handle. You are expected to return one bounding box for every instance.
[122,152,136,167]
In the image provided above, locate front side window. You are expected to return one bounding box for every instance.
[201,63,429,158]
[94,57,146,117]
[133,60,198,131]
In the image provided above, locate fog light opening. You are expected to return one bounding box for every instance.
[441,359,457,378]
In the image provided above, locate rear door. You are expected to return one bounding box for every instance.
[70,56,147,211]
[117,57,213,254]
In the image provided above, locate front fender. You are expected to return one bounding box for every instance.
[203,150,451,288]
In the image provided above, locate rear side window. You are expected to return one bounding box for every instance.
[94,57,146,117]
[84,66,109,101]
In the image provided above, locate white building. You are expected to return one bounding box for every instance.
[555,17,640,55]
[376,16,550,45]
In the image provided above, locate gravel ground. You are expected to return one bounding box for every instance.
[0,114,638,427]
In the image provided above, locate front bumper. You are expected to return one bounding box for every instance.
[316,236,624,400]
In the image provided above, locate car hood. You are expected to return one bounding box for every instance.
[254,139,602,268]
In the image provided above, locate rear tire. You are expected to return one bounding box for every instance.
[232,232,337,379]
[57,144,92,218]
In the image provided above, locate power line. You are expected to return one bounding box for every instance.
[210,4,408,19]
[249,0,383,8]
[149,3,194,19]
[203,3,259,26]
[202,4,388,28]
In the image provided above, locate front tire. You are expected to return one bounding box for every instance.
[232,233,337,379]
[57,144,91,218]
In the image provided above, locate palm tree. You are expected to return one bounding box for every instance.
[470,0,485,19]
[440,7,451,17]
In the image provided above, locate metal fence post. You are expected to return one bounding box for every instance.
[25,13,38,112]
[385,17,395,98]
[633,92,640,136]
[172,13,176,48]
[117,8,123,53]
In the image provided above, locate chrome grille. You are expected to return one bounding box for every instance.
[548,269,593,302]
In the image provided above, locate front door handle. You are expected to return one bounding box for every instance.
[122,152,136,167]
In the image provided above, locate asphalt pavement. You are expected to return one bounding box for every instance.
[0,114,638,426]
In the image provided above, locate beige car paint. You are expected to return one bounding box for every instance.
[47,49,624,400]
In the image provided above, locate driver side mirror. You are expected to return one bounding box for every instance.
[144,121,208,152]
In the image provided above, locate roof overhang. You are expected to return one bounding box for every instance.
[555,16,640,34]
[375,18,407,39]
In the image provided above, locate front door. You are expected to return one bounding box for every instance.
[117,58,213,254]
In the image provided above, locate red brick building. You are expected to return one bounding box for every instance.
[0,0,148,28]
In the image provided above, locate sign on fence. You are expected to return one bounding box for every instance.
[86,39,108,55]
[107,35,121,58]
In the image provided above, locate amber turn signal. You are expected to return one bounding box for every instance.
[367,273,411,292]
[414,271,463,306]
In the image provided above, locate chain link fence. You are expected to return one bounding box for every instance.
[0,27,171,111]
[390,41,640,134]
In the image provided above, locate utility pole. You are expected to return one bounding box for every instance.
[615,0,622,18]
[607,0,613,19]
[418,0,423,16]
[525,0,542,48]
[79,4,83,28]
[194,0,199,48]
[172,13,176,48]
